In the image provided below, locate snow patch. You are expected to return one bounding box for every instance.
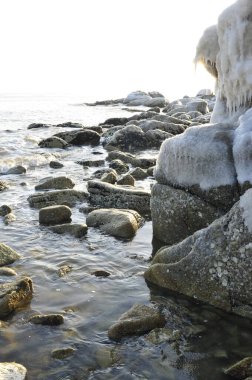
[240,188,252,232]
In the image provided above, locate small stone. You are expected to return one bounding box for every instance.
[109,159,129,174]
[91,270,111,277]
[29,313,64,326]
[117,174,135,186]
[49,161,64,169]
[4,213,16,225]
[0,267,17,276]
[0,243,21,267]
[6,165,26,175]
[39,205,72,225]
[0,205,12,217]
[39,136,68,149]
[51,347,75,360]
[101,171,117,184]
[130,167,148,180]
[57,265,73,277]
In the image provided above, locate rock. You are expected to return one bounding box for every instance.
[39,136,68,149]
[109,159,129,174]
[147,166,155,176]
[139,119,185,135]
[151,183,223,245]
[224,357,252,379]
[55,121,84,129]
[117,174,135,186]
[49,223,88,237]
[130,167,148,180]
[0,205,12,217]
[28,122,52,129]
[91,270,111,277]
[145,190,252,315]
[93,168,117,180]
[186,100,209,114]
[6,166,26,175]
[3,213,16,225]
[39,205,71,225]
[28,189,88,209]
[100,117,128,127]
[86,208,143,238]
[146,328,181,345]
[107,151,156,169]
[101,171,117,184]
[123,91,152,106]
[35,176,75,190]
[76,159,105,167]
[51,347,75,359]
[144,97,166,108]
[108,304,166,340]
[0,277,33,317]
[87,180,151,214]
[0,181,8,192]
[29,313,64,325]
[0,243,20,267]
[0,362,27,379]
[54,130,100,146]
[49,161,64,169]
[0,267,17,276]
[57,265,72,277]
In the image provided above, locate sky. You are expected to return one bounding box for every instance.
[0,0,235,101]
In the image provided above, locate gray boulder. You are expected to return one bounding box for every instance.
[28,189,88,209]
[0,277,33,318]
[109,159,129,174]
[145,189,252,316]
[130,167,148,180]
[39,205,71,225]
[49,160,64,169]
[39,136,68,149]
[54,129,100,146]
[87,180,150,214]
[108,304,166,340]
[0,243,21,267]
[35,176,75,190]
[101,171,117,184]
[0,362,27,380]
[117,174,135,186]
[86,208,143,238]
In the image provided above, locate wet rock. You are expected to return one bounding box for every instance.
[0,277,33,317]
[49,223,88,237]
[130,167,148,180]
[91,270,111,277]
[0,362,27,379]
[6,166,26,175]
[87,180,150,214]
[0,267,17,276]
[224,357,252,379]
[39,136,68,149]
[76,159,105,167]
[93,168,117,180]
[54,129,100,146]
[39,205,72,225]
[0,205,12,217]
[49,160,64,169]
[146,328,181,344]
[86,208,143,238]
[29,313,64,325]
[147,166,155,176]
[139,119,185,135]
[28,189,88,209]
[28,122,52,129]
[3,213,16,225]
[117,174,135,186]
[107,151,156,169]
[109,159,129,174]
[51,347,75,359]
[0,243,21,267]
[35,176,75,190]
[55,121,84,129]
[100,117,128,126]
[186,99,209,114]
[0,181,8,192]
[101,171,117,184]
[108,304,166,340]
[57,265,73,277]
[151,183,223,245]
[145,191,252,314]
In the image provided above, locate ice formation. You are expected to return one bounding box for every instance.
[240,188,252,232]
[195,0,252,123]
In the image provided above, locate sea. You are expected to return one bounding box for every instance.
[0,94,252,380]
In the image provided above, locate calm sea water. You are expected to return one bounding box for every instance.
[0,94,251,380]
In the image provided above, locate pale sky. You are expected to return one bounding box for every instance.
[0,0,235,101]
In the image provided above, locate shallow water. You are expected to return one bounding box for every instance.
[0,94,252,380]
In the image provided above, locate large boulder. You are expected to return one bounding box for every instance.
[87,180,150,214]
[86,208,143,238]
[145,189,252,317]
[54,129,100,146]
[28,189,88,209]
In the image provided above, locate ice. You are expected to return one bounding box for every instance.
[240,188,252,232]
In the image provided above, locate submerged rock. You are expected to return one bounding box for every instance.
[224,357,252,379]
[39,205,72,225]
[29,313,64,325]
[35,176,75,190]
[3,213,16,225]
[145,190,252,316]
[0,205,12,217]
[54,129,100,146]
[91,270,111,277]
[0,362,27,380]
[0,181,8,192]
[0,243,20,267]
[51,347,75,359]
[108,304,166,340]
[6,166,26,175]
[86,208,143,238]
[49,160,64,169]
[49,223,88,238]
[28,189,88,209]
[39,136,68,149]
[0,277,33,317]
[87,180,150,214]
[0,267,17,276]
